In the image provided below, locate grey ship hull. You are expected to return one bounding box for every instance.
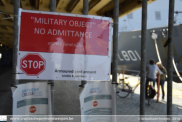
[118,24,182,82]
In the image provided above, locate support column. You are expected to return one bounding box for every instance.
[79,0,88,87]
[13,0,20,85]
[50,0,56,115]
[140,0,147,116]
[112,0,119,117]
[167,0,174,116]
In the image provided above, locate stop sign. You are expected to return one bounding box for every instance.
[20,53,46,76]
[93,101,98,107]
[29,106,36,113]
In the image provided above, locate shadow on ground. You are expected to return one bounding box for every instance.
[0,70,182,116]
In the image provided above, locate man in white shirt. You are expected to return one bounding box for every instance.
[145,59,163,98]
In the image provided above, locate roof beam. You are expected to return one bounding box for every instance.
[0,24,13,27]
[101,0,155,18]
[0,37,13,39]
[0,20,14,26]
[0,28,13,33]
[118,0,155,18]
[29,0,39,9]
[66,0,80,13]
[88,0,101,11]
[0,40,13,42]
[0,35,13,38]
[118,0,142,17]
[0,0,5,6]
[56,0,60,7]
[0,31,13,35]
[0,25,8,30]
[97,0,124,15]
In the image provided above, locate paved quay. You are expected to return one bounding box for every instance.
[0,69,182,117]
[116,75,182,115]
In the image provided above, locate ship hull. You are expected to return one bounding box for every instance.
[118,24,182,83]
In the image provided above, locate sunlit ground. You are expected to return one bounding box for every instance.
[111,73,182,114]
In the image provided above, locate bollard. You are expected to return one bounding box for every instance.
[122,70,125,79]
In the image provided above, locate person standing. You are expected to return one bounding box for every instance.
[156,62,167,101]
[146,59,163,98]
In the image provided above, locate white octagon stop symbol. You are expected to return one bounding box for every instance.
[20,53,46,76]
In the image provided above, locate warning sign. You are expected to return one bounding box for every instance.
[16,9,112,81]
[20,53,46,76]
[93,101,98,107]
[29,106,36,113]
[12,82,52,115]
[80,82,112,121]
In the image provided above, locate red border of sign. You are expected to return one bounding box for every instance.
[20,53,46,76]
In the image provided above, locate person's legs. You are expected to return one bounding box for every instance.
[146,78,150,98]
[160,80,165,99]
[152,79,156,87]
[156,78,159,90]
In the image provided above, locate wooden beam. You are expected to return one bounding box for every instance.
[101,0,156,18]
[0,34,13,37]
[0,24,13,27]
[0,31,13,35]
[0,39,13,42]
[0,37,13,39]
[56,0,60,7]
[0,25,8,30]
[0,20,14,26]
[0,28,13,33]
[118,0,155,18]
[66,0,80,13]
[0,0,5,6]
[29,0,39,9]
[118,0,142,17]
[89,0,101,11]
[9,0,14,4]
[97,0,124,15]
[56,0,70,11]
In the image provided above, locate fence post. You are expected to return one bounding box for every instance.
[49,0,56,115]
[13,0,20,85]
[140,0,147,116]
[167,0,174,116]
[79,0,89,87]
[112,0,119,121]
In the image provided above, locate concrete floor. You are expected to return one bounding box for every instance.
[0,69,182,117]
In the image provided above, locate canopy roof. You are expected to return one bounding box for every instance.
[0,0,155,47]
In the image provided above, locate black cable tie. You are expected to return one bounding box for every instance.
[48,82,54,86]
[12,73,24,74]
[111,82,118,85]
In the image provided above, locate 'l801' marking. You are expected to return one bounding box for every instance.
[118,50,141,61]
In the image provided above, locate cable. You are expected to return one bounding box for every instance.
[154,39,162,63]
[154,36,182,81]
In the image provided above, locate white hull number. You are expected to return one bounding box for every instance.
[118,50,141,61]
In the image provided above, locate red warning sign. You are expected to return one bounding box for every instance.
[29,106,36,113]
[93,101,98,107]
[20,53,46,76]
